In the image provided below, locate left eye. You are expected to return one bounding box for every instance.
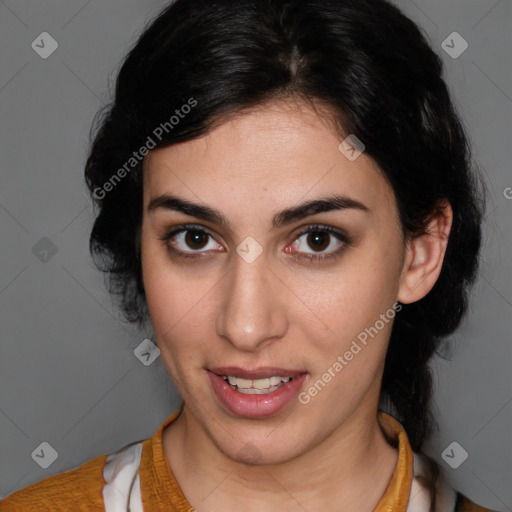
[290,227,345,255]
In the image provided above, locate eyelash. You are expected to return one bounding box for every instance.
[158,223,351,263]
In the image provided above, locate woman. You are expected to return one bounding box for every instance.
[1,0,496,510]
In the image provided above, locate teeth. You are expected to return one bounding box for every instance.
[223,375,292,392]
[236,385,281,395]
[253,378,271,390]
[227,376,252,388]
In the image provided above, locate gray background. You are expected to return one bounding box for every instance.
[0,0,510,509]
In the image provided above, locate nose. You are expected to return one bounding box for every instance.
[215,251,288,352]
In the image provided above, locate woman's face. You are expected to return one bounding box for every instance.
[141,100,410,464]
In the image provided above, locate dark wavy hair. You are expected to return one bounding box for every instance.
[84,0,486,502]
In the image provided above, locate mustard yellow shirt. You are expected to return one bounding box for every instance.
[0,409,498,511]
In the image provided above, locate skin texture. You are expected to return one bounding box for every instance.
[140,99,453,511]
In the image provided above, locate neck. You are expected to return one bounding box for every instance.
[163,400,399,512]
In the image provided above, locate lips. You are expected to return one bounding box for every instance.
[207,366,309,418]
[209,366,307,380]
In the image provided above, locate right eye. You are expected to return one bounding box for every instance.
[159,224,225,259]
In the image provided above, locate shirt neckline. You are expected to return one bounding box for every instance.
[144,408,413,511]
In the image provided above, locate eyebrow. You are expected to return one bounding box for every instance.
[147,193,370,230]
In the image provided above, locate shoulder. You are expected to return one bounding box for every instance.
[454,492,501,512]
[1,412,178,512]
[0,453,108,512]
[409,450,501,512]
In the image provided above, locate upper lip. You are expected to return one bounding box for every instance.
[209,366,307,380]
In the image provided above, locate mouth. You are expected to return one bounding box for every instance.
[208,366,308,418]
[221,374,294,394]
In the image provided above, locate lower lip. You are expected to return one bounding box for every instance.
[208,371,308,419]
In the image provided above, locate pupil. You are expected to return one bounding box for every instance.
[308,231,329,251]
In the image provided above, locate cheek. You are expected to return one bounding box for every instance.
[292,249,401,345]
[145,281,211,360]
[143,263,207,393]
[296,283,395,389]
[141,243,220,381]
[296,273,397,412]
[141,235,200,332]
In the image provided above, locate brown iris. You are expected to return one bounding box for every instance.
[307,231,330,252]
[185,230,209,250]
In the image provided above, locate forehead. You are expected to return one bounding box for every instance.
[142,101,397,222]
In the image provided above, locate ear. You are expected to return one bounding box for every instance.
[397,199,453,304]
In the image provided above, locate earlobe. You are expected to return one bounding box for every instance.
[397,199,453,304]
